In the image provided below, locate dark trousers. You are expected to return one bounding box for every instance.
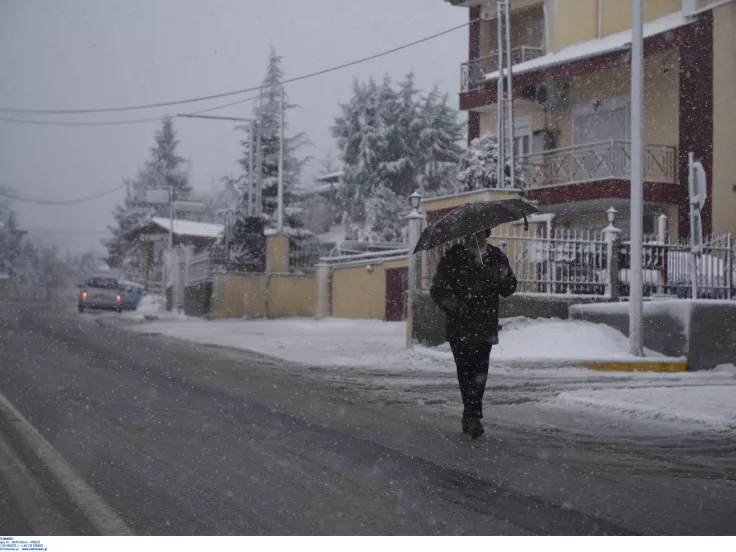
[448,337,491,420]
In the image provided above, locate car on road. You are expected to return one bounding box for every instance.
[118,280,145,311]
[78,276,123,313]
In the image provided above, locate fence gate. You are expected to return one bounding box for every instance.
[385,267,408,322]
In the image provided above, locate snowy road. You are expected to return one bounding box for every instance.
[1,303,735,535]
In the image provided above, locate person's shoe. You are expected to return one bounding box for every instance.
[462,418,484,438]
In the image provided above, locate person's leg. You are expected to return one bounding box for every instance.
[468,341,492,419]
[448,337,475,422]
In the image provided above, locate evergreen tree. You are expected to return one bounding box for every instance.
[332,74,465,242]
[234,48,309,227]
[103,117,189,273]
[456,133,526,192]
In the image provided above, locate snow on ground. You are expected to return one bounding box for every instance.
[122,295,189,322]
[550,382,736,431]
[129,315,736,432]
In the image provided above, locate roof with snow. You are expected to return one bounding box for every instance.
[123,217,223,242]
[150,217,223,238]
[315,170,344,183]
[485,11,690,82]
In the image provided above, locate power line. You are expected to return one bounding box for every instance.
[0,183,126,205]
[0,94,260,127]
[0,20,474,116]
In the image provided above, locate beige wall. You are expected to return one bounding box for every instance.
[551,0,598,50]
[211,273,266,319]
[554,49,679,148]
[479,4,545,59]
[600,0,681,37]
[550,0,681,51]
[268,275,315,318]
[331,258,408,320]
[423,189,523,221]
[266,234,289,273]
[712,2,736,236]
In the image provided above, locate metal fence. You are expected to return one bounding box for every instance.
[619,234,734,299]
[289,240,323,274]
[423,222,734,300]
[489,226,609,295]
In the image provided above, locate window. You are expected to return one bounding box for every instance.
[572,97,629,144]
[87,277,119,289]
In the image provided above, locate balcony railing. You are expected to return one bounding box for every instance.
[461,46,544,92]
[523,140,678,188]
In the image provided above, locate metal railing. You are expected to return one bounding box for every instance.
[290,241,323,274]
[489,226,609,295]
[422,215,733,300]
[524,140,678,188]
[461,46,544,92]
[619,234,734,299]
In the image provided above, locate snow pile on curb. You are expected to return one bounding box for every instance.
[123,295,189,322]
[551,380,736,430]
[413,317,671,368]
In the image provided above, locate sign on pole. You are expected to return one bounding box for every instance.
[173,200,207,214]
[146,188,170,205]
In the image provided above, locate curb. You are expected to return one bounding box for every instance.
[584,360,688,373]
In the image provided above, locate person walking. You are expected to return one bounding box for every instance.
[430,229,517,438]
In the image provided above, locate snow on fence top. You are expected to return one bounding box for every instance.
[484,11,689,82]
[319,248,409,268]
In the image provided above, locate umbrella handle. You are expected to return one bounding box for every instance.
[523,215,529,231]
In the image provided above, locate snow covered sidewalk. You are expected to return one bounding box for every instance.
[129,315,736,432]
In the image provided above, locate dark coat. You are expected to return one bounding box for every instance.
[430,244,517,342]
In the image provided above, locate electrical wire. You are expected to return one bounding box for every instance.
[0,182,126,205]
[0,94,261,127]
[0,19,475,116]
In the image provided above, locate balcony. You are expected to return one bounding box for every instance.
[461,46,544,93]
[523,140,679,189]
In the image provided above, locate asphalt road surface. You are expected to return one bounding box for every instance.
[0,302,734,535]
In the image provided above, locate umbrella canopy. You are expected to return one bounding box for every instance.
[414,199,539,253]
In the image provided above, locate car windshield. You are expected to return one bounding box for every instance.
[87,277,118,289]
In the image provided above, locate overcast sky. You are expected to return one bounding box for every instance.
[0,0,466,253]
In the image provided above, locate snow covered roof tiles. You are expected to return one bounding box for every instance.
[149,217,223,239]
[485,11,690,82]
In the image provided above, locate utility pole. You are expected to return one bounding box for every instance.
[629,0,645,356]
[504,0,516,191]
[278,85,285,233]
[248,121,255,217]
[255,88,264,219]
[496,1,505,188]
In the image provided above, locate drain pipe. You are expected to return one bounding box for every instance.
[598,0,603,38]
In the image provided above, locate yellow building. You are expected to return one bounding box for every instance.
[449,0,736,239]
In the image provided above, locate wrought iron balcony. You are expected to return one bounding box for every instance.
[523,140,679,188]
[461,46,544,93]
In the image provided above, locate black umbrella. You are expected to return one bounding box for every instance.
[414,198,539,253]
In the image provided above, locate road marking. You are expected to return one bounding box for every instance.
[0,429,72,534]
[0,390,134,535]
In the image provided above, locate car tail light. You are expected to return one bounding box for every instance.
[82,291,88,300]
[116,295,121,302]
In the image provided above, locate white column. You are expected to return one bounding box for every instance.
[407,192,424,294]
[629,0,645,356]
[657,214,669,295]
[604,207,622,300]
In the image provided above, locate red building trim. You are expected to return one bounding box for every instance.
[460,22,696,111]
[677,11,713,238]
[468,6,481,60]
[528,180,680,205]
